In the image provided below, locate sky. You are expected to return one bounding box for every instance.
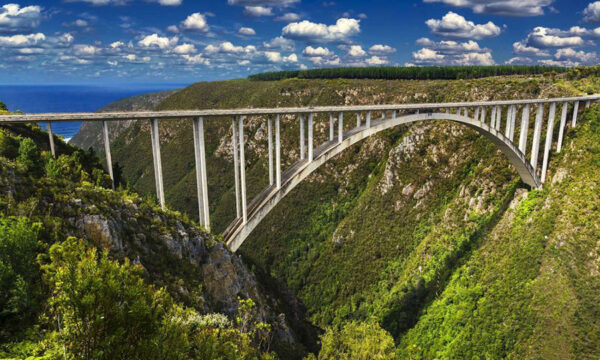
[1,0,600,84]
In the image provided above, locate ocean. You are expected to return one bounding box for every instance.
[0,84,185,141]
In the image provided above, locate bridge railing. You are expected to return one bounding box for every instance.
[0,95,599,238]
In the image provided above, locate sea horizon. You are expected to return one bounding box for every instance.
[0,83,187,141]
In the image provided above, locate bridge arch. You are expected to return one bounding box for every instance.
[225,111,539,251]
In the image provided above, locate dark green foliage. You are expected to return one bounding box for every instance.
[0,125,286,359]
[0,101,7,111]
[0,129,19,159]
[248,66,565,81]
[0,216,42,339]
[308,321,395,360]
[38,238,277,360]
[17,138,43,174]
[42,238,178,360]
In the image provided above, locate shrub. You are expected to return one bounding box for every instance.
[0,216,42,338]
[311,321,396,360]
[0,130,19,159]
[41,239,276,360]
[17,138,42,175]
[42,238,177,360]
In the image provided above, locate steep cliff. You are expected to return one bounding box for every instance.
[0,123,317,358]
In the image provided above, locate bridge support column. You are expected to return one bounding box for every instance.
[572,101,580,127]
[557,102,568,153]
[509,105,517,141]
[193,117,210,230]
[356,113,361,128]
[275,115,281,189]
[480,106,486,124]
[329,113,334,141]
[239,116,248,224]
[232,118,241,218]
[504,106,512,138]
[300,114,305,160]
[47,122,56,157]
[268,116,274,185]
[150,118,165,209]
[518,104,530,154]
[490,106,497,128]
[474,106,480,121]
[586,100,591,108]
[102,121,114,189]
[496,106,502,131]
[308,113,313,162]
[541,102,556,184]
[338,113,343,143]
[392,110,397,119]
[531,103,544,171]
[366,111,371,128]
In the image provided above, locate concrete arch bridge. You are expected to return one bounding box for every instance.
[2,95,598,251]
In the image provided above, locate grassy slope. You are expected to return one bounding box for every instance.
[397,106,600,359]
[76,74,582,329]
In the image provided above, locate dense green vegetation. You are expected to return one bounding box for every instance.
[248,65,566,81]
[0,123,294,359]
[67,72,600,358]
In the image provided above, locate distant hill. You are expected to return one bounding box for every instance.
[70,88,180,151]
[248,65,566,81]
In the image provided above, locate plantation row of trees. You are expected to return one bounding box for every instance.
[248,66,567,81]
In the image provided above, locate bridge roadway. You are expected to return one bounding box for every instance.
[1,95,598,251]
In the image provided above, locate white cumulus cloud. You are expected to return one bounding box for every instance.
[369,44,396,55]
[138,34,178,49]
[181,13,209,32]
[0,32,45,47]
[0,4,42,33]
[425,12,501,39]
[584,1,600,23]
[275,12,300,22]
[282,18,361,43]
[243,6,273,16]
[173,43,197,54]
[302,46,332,57]
[347,45,366,57]
[263,36,295,51]
[422,0,554,16]
[228,0,299,6]
[365,55,388,65]
[238,27,256,36]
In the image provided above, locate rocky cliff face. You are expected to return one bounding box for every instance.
[0,123,316,357]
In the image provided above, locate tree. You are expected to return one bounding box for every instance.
[312,321,396,360]
[42,238,178,360]
[0,100,7,111]
[0,216,42,339]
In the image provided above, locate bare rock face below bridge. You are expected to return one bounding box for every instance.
[65,192,312,354]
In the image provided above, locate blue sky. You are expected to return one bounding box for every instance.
[1,0,600,84]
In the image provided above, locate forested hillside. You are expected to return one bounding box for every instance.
[0,121,317,359]
[247,65,566,81]
[69,70,600,358]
